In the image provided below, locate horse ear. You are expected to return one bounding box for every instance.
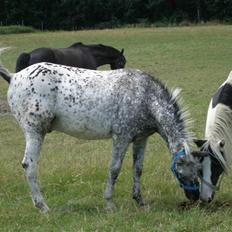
[219,139,225,148]
[121,49,124,55]
[194,139,207,148]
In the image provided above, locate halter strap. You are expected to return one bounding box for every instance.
[199,150,226,192]
[171,149,199,191]
[199,172,224,192]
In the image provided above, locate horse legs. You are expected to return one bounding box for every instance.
[132,138,147,206]
[104,135,129,210]
[22,131,49,213]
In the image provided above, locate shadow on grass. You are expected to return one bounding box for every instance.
[177,199,232,212]
[52,198,104,215]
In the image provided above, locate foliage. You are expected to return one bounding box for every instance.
[0,25,36,34]
[1,0,232,30]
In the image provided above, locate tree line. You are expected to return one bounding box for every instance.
[1,0,232,30]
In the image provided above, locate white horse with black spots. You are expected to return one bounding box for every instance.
[0,49,200,213]
[194,71,232,202]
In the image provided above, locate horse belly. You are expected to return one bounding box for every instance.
[51,110,112,139]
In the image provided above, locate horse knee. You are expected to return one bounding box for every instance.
[111,162,121,178]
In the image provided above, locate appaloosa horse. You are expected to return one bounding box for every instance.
[0,57,200,213]
[15,42,126,72]
[194,71,232,202]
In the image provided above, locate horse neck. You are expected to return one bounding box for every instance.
[158,117,192,154]
[206,104,232,163]
[88,47,118,66]
[150,87,194,154]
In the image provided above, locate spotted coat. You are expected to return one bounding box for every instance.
[1,62,198,212]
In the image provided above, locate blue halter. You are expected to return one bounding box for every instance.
[171,149,199,191]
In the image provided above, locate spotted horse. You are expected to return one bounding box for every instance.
[0,57,200,213]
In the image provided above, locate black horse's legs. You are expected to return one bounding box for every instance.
[132,138,147,206]
[104,135,129,210]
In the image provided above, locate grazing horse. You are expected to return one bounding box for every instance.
[0,59,200,213]
[194,71,232,202]
[15,42,126,72]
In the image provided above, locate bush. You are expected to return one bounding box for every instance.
[0,25,36,34]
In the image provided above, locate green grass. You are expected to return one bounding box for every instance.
[1,25,232,231]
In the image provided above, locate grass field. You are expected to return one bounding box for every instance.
[1,25,232,232]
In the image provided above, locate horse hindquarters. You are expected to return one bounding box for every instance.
[22,131,49,213]
[15,53,30,72]
[17,112,54,212]
[8,86,55,212]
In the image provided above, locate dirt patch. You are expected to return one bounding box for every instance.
[0,100,10,113]
[177,201,199,210]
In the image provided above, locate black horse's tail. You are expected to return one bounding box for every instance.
[16,52,30,72]
[0,64,12,84]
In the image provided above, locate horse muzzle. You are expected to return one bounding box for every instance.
[184,188,200,201]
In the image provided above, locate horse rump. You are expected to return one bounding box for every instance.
[15,53,30,72]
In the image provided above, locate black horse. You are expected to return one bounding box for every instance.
[16,42,126,72]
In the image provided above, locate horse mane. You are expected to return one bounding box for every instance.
[151,77,195,153]
[69,42,84,48]
[170,87,195,152]
[204,104,232,171]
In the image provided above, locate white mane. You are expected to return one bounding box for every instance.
[170,87,195,153]
[203,71,232,171]
[205,104,232,171]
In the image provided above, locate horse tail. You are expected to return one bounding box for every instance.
[16,52,30,72]
[0,64,12,84]
[0,47,12,84]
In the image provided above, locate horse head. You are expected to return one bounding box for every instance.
[171,149,201,201]
[110,49,126,69]
[193,139,226,202]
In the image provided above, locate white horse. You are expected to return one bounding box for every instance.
[0,56,200,213]
[195,71,232,202]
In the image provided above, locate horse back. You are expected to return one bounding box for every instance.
[29,48,56,65]
[54,47,97,69]
[212,72,232,110]
[205,71,232,137]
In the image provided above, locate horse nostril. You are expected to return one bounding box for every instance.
[207,198,212,203]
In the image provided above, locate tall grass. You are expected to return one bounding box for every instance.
[1,26,232,231]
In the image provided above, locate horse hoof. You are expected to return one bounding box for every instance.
[138,201,146,208]
[105,202,116,211]
[40,204,50,214]
[133,196,145,207]
[35,201,50,213]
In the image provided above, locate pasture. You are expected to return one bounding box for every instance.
[0,25,232,231]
